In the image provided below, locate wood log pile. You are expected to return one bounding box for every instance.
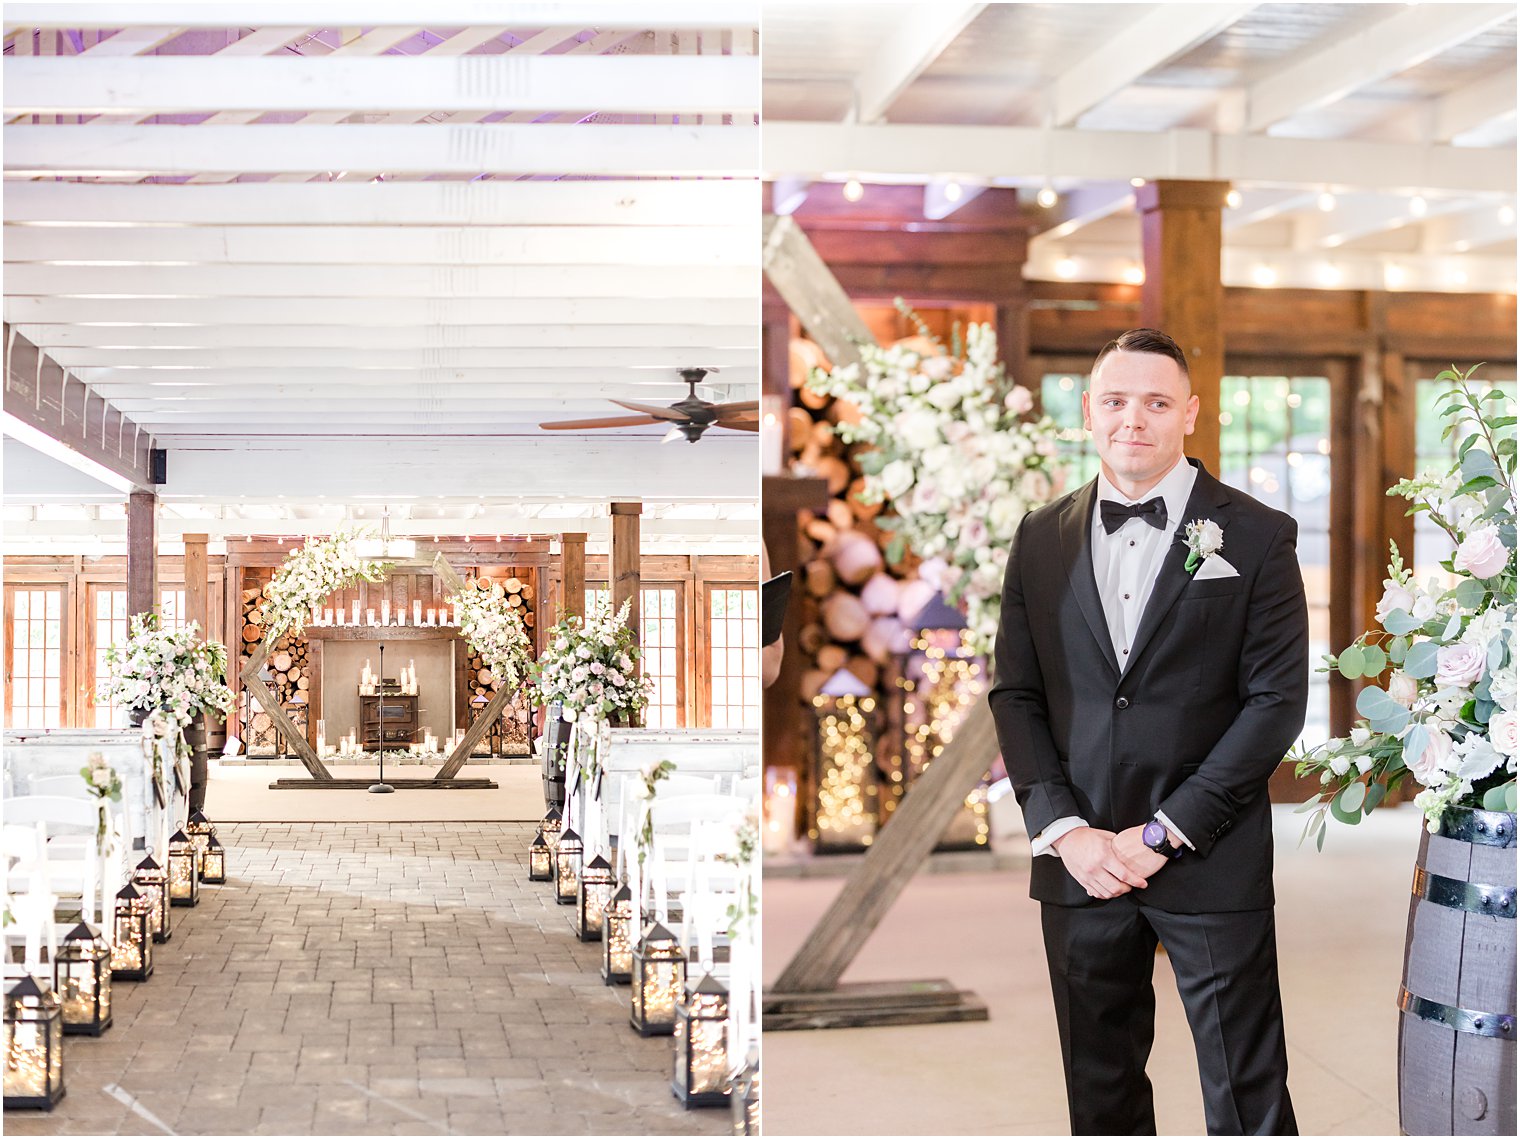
[239,573,309,754]
[461,574,535,756]
[787,335,939,704]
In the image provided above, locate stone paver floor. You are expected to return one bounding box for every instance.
[5,822,727,1136]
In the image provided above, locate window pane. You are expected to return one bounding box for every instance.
[707,587,759,729]
[639,587,680,729]
[9,587,64,729]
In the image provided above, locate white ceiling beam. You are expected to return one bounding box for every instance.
[3,224,758,267]
[72,366,760,389]
[1420,201,1519,254]
[1028,181,1134,240]
[1052,3,1255,127]
[4,262,759,299]
[1432,64,1517,144]
[2,295,756,327]
[762,121,1517,196]
[1292,192,1473,250]
[78,27,183,56]
[922,179,987,221]
[46,345,760,370]
[4,56,761,116]
[1246,4,1515,133]
[5,4,760,30]
[850,2,985,124]
[0,516,761,541]
[1221,188,1318,232]
[87,393,742,412]
[13,323,758,350]
[3,179,759,226]
[4,122,760,177]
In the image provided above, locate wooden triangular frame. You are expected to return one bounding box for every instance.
[239,550,521,785]
[762,213,997,1029]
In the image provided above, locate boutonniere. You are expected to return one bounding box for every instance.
[1181,519,1224,575]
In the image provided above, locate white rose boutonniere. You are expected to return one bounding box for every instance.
[1182,519,1225,576]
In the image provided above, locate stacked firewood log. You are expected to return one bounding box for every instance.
[461,574,536,756]
[238,574,309,752]
[788,336,941,704]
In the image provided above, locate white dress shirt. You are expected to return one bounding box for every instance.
[1031,456,1197,857]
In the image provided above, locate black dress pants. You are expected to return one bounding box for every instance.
[1040,898,1297,1136]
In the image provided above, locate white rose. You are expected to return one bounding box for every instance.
[1328,753,1351,777]
[1410,592,1437,622]
[1490,709,1518,758]
[1004,386,1034,415]
[879,460,916,499]
[1349,727,1372,747]
[893,409,942,451]
[1387,671,1420,708]
[1375,581,1415,625]
[1435,643,1485,689]
[925,382,963,412]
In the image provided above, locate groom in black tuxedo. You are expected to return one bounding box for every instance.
[990,328,1307,1136]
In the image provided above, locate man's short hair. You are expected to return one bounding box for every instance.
[1092,328,1190,385]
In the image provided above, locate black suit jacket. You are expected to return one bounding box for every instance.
[988,459,1308,912]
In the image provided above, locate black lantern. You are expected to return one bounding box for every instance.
[131,855,171,943]
[673,972,731,1107]
[167,829,200,906]
[811,667,881,853]
[575,854,616,942]
[540,805,563,847]
[201,835,227,884]
[601,884,634,985]
[528,831,553,881]
[630,920,686,1037]
[888,592,990,850]
[731,1042,760,1135]
[111,884,154,982]
[53,923,112,1037]
[3,977,65,1110]
[186,809,215,877]
[554,827,582,905]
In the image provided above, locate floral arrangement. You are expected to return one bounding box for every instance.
[805,305,1062,649]
[101,613,237,732]
[530,598,651,724]
[452,581,532,690]
[1295,371,1515,842]
[262,530,386,639]
[80,751,122,839]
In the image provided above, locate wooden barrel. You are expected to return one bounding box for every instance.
[183,719,209,814]
[540,706,568,811]
[1398,807,1516,1135]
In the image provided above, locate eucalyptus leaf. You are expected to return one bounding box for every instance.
[1402,640,1439,679]
[1316,822,1327,851]
[1403,724,1428,771]
[1360,645,1387,677]
[1337,781,1367,813]
[857,451,887,476]
[1507,784,1517,813]
[884,534,907,565]
[1357,684,1411,734]
[1363,781,1386,814]
[1388,636,1407,665]
[1293,795,1324,814]
[1482,784,1510,811]
[1453,578,1487,610]
[1381,609,1421,635]
[1461,447,1500,482]
[1442,613,1464,642]
[1337,644,1365,679]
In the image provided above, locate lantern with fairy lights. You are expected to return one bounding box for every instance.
[630,920,685,1037]
[111,883,154,982]
[539,805,562,848]
[53,923,112,1036]
[186,809,215,877]
[731,1042,760,1135]
[554,827,582,905]
[601,883,634,985]
[673,972,731,1107]
[575,854,616,941]
[201,834,227,884]
[167,829,200,906]
[131,855,171,943]
[528,831,553,881]
[810,667,881,853]
[887,592,991,850]
[3,977,65,1110]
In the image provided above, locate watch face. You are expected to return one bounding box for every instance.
[1142,820,1166,849]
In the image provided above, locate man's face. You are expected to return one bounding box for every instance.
[1082,349,1199,493]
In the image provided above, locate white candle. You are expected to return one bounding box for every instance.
[381,599,391,625]
[452,602,460,626]
[312,603,323,626]
[324,608,334,626]
[427,608,436,626]
[366,608,376,626]
[351,600,360,624]
[413,601,423,625]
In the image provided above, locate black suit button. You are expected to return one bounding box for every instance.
[1115,697,1130,710]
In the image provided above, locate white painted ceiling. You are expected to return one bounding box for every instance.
[762,1,1517,294]
[2,3,762,553]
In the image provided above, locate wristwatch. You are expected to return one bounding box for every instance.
[1142,817,1184,859]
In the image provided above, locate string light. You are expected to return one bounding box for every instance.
[895,629,990,845]
[842,178,864,203]
[812,692,878,848]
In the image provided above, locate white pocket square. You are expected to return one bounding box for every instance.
[1193,555,1239,581]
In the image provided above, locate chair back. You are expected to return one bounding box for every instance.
[28,775,91,799]
[4,795,99,836]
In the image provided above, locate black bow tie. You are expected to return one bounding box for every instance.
[1099,497,1167,534]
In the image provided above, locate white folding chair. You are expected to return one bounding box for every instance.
[644,794,745,925]
[4,797,102,926]
[3,824,60,972]
[678,818,744,970]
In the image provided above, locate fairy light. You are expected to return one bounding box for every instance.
[894,627,991,845]
[812,691,878,849]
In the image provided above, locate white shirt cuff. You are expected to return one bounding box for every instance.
[1155,810,1194,850]
[1031,816,1088,857]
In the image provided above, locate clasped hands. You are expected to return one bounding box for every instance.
[1052,825,1172,899]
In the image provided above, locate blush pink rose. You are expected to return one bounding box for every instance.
[1408,728,1453,786]
[1004,386,1035,415]
[1436,643,1485,688]
[1490,710,1518,759]
[1375,581,1415,625]
[1454,525,1509,579]
[1387,671,1420,708]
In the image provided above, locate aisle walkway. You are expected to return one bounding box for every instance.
[6,823,724,1137]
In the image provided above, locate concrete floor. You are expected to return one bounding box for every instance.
[761,803,1420,1136]
[5,822,725,1137]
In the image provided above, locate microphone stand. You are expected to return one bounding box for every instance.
[368,640,395,794]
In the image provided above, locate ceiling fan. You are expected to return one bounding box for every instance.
[539,368,759,443]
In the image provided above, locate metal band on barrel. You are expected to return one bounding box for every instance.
[1438,808,1518,848]
[1411,866,1517,918]
[1398,988,1517,1039]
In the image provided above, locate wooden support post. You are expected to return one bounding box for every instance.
[183,533,209,635]
[1137,179,1228,476]
[560,532,587,622]
[609,503,641,638]
[126,490,157,623]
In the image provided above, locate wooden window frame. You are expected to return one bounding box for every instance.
[696,579,761,730]
[3,581,74,729]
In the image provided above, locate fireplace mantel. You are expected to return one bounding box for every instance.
[304,626,463,642]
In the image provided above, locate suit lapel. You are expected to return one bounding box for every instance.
[1058,481,1121,678]
[1124,460,1234,677]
